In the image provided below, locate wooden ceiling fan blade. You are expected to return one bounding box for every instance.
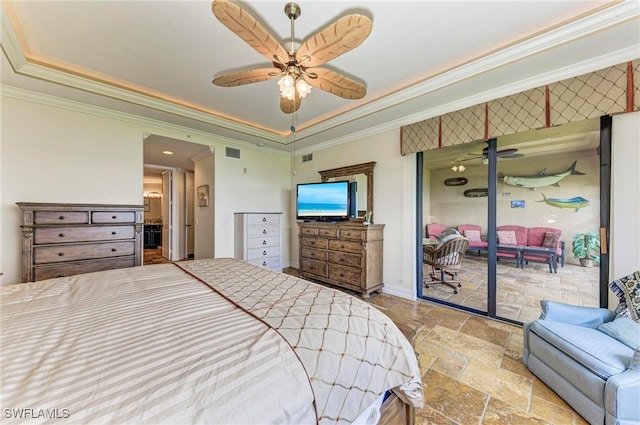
[280,91,301,114]
[212,68,280,87]
[307,68,366,100]
[297,14,372,68]
[212,0,288,63]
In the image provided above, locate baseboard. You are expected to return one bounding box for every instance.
[382,284,416,301]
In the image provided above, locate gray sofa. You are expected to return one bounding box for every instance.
[523,300,640,425]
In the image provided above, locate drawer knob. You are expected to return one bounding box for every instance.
[58,274,65,277]
[111,248,117,252]
[262,240,267,245]
[262,229,267,234]
[262,217,267,222]
[58,252,65,257]
[58,215,65,220]
[262,261,267,266]
[112,215,117,219]
[112,231,117,235]
[263,250,267,255]
[58,233,65,238]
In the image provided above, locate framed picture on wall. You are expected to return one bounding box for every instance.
[144,197,150,212]
[197,185,209,207]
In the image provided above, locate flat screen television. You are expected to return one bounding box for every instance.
[296,181,350,221]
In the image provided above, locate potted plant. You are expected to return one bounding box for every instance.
[571,232,601,267]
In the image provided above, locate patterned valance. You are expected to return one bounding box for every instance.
[401,60,640,155]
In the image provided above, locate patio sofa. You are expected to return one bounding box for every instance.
[497,225,565,271]
[523,294,640,424]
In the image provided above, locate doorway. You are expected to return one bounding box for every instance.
[417,118,608,324]
[143,134,211,263]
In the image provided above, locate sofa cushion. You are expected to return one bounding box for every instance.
[463,229,481,242]
[497,230,517,245]
[609,271,640,323]
[597,317,640,350]
[530,320,633,380]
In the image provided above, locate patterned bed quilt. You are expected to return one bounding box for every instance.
[1,258,423,424]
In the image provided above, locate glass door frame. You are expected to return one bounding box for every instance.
[416,119,611,322]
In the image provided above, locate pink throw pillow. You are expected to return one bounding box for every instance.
[497,230,517,245]
[463,229,482,242]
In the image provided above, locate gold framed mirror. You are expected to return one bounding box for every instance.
[318,162,376,221]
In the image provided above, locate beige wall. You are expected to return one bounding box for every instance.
[0,93,291,284]
[290,130,417,299]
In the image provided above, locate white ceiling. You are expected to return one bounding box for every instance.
[2,0,639,157]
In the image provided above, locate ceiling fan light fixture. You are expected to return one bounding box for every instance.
[278,74,296,99]
[296,78,311,98]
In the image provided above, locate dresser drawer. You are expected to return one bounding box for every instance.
[328,251,361,268]
[328,239,361,254]
[338,228,365,240]
[318,227,338,237]
[248,256,281,270]
[299,226,319,236]
[34,241,135,264]
[246,236,279,249]
[247,225,279,238]
[300,236,328,249]
[34,211,89,224]
[301,247,328,262]
[247,214,280,226]
[92,211,136,223]
[247,246,280,261]
[329,264,362,285]
[34,226,135,244]
[33,256,136,281]
[300,258,328,278]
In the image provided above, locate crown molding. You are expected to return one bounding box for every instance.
[3,1,638,155]
[295,45,639,156]
[290,2,639,143]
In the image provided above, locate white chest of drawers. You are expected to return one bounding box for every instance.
[18,202,144,282]
[234,212,282,271]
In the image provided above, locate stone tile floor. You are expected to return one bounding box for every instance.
[367,294,588,425]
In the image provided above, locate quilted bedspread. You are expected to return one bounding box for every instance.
[177,258,424,424]
[1,258,423,424]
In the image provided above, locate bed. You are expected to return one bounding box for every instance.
[1,258,423,424]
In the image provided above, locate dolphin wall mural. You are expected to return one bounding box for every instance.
[536,194,590,211]
[502,160,585,189]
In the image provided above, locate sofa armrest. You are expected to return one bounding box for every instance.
[604,350,640,424]
[539,300,616,327]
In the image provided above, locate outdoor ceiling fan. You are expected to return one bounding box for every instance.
[211,0,372,114]
[459,147,525,163]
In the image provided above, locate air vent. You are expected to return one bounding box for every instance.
[225,146,241,159]
[302,153,313,163]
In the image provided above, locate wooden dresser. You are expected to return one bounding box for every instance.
[18,202,144,282]
[298,221,384,297]
[234,212,282,272]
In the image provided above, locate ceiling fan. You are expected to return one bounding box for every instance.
[211,0,372,114]
[459,147,525,163]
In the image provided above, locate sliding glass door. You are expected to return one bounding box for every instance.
[418,118,606,323]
